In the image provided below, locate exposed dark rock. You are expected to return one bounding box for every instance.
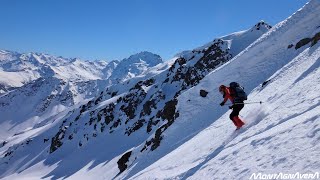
[50,127,66,153]
[200,89,208,97]
[111,91,118,97]
[121,90,147,124]
[143,78,155,87]
[68,134,73,140]
[169,40,231,94]
[163,78,169,83]
[117,151,132,174]
[4,150,13,157]
[141,99,156,117]
[295,38,311,49]
[147,117,160,133]
[141,99,178,152]
[311,32,320,47]
[89,117,97,126]
[100,123,106,132]
[262,80,271,87]
[1,141,8,147]
[125,119,146,136]
[87,100,93,108]
[26,139,32,145]
[288,44,294,49]
[294,32,320,50]
[80,105,86,114]
[168,58,187,73]
[130,83,143,91]
[99,103,115,125]
[159,99,178,121]
[95,95,103,105]
[110,119,121,131]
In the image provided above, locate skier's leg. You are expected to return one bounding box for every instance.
[237,104,245,125]
[235,116,245,126]
[229,111,239,127]
[233,104,245,127]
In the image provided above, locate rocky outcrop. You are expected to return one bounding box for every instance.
[117,151,132,174]
[295,31,320,49]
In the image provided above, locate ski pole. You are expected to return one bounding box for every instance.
[236,101,263,105]
[224,101,263,106]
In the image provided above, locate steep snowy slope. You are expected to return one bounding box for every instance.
[131,0,320,179]
[200,20,272,56]
[188,37,320,180]
[0,19,271,180]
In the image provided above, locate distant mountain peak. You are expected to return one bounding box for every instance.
[124,51,163,66]
[107,51,163,83]
[251,20,272,31]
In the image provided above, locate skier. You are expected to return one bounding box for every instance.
[219,84,245,130]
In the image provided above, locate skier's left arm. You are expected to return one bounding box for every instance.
[220,93,229,106]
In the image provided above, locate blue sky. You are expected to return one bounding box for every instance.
[0,0,308,61]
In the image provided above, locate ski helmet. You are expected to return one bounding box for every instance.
[219,85,226,92]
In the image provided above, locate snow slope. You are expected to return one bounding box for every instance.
[133,41,320,180]
[131,0,320,179]
[188,36,320,180]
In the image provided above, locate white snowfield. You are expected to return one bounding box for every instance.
[0,0,320,179]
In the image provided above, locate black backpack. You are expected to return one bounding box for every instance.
[229,82,247,103]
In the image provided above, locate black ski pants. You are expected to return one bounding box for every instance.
[229,104,244,120]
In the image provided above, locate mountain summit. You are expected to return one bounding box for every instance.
[108,51,163,83]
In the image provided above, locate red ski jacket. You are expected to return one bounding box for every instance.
[222,87,234,104]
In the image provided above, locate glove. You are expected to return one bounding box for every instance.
[220,102,225,106]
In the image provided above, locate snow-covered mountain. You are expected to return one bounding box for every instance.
[108,51,163,84]
[0,50,162,94]
[0,51,108,92]
[1,0,319,179]
[0,51,163,141]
